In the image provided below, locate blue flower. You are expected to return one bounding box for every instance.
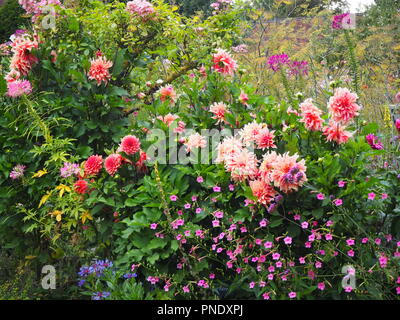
[77,279,86,287]
[92,291,111,300]
[123,273,137,279]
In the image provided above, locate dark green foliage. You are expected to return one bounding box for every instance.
[0,0,29,42]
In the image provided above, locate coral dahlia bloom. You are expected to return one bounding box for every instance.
[105,154,123,176]
[5,69,21,82]
[157,113,179,127]
[239,121,266,145]
[212,49,237,76]
[215,137,243,164]
[259,151,279,183]
[328,88,361,124]
[225,149,259,182]
[74,179,88,194]
[250,179,277,206]
[7,79,32,97]
[323,121,353,144]
[10,36,39,76]
[88,56,113,85]
[299,98,324,131]
[159,85,178,104]
[184,133,207,153]
[270,153,307,193]
[209,102,228,123]
[120,135,141,155]
[255,128,276,150]
[84,155,103,176]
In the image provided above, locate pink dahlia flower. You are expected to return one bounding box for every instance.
[10,36,39,76]
[299,98,324,131]
[249,179,277,206]
[184,133,207,153]
[88,56,113,85]
[328,88,361,124]
[74,179,88,194]
[215,137,243,164]
[323,121,353,144]
[270,153,307,193]
[259,151,279,183]
[7,79,32,97]
[239,121,265,145]
[212,49,237,76]
[157,113,179,127]
[209,102,228,123]
[159,85,178,104]
[255,128,276,150]
[225,149,259,182]
[5,69,21,82]
[84,155,103,176]
[105,154,123,176]
[120,135,141,155]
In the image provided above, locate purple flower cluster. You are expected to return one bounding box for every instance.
[78,259,113,278]
[288,60,309,76]
[267,53,308,76]
[267,53,290,72]
[60,162,80,178]
[9,164,26,180]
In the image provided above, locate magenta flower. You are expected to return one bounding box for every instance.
[334,198,343,206]
[283,236,292,245]
[366,134,384,150]
[368,192,376,200]
[7,79,32,97]
[288,291,297,299]
[317,282,325,291]
[332,13,352,29]
[267,53,290,72]
[344,286,353,293]
[150,223,157,230]
[338,180,346,188]
[196,176,204,183]
[272,253,280,260]
[316,193,325,200]
[170,195,178,201]
[213,186,221,192]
